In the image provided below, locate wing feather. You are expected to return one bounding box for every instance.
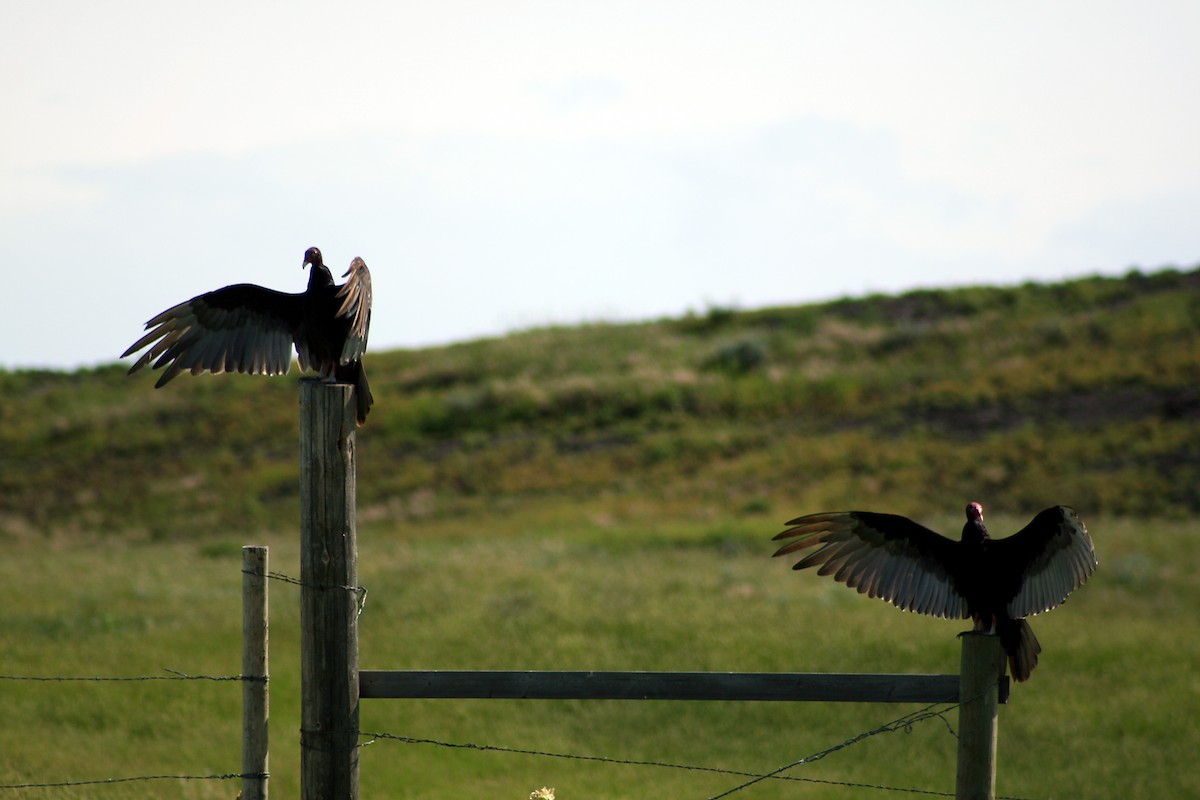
[994,506,1098,617]
[773,511,968,619]
[336,257,372,363]
[123,284,305,386]
[842,546,883,592]
[895,566,920,613]
[915,572,934,615]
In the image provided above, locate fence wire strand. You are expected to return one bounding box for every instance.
[350,678,1034,800]
[0,772,264,791]
[244,568,368,616]
[0,569,1030,798]
[0,669,257,683]
[353,728,959,797]
[704,702,955,800]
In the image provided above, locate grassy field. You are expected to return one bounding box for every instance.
[0,512,1197,798]
[1,267,1198,797]
[4,266,1199,543]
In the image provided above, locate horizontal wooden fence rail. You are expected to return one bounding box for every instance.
[359,670,1005,704]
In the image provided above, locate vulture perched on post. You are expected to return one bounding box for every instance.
[772,503,1097,681]
[122,246,374,425]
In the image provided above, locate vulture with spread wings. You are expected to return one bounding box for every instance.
[122,246,374,425]
[772,503,1097,681]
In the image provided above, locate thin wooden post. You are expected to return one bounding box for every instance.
[300,380,360,800]
[242,545,269,800]
[956,633,1002,800]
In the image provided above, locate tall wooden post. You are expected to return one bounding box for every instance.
[956,632,1002,800]
[242,545,269,800]
[300,381,360,800]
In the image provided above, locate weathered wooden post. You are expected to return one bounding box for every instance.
[242,545,269,800]
[955,632,1003,800]
[300,380,360,800]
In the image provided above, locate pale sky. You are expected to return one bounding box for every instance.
[3,0,1198,368]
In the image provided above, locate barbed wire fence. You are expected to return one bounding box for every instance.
[346,680,1036,800]
[0,567,1033,798]
[351,708,968,798]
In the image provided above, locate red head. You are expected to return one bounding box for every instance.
[966,502,984,522]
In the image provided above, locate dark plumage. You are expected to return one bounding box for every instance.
[122,246,374,425]
[772,503,1097,681]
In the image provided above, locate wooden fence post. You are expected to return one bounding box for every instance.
[242,545,269,800]
[956,632,1003,800]
[300,380,360,800]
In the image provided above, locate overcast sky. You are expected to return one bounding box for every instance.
[3,1,1198,369]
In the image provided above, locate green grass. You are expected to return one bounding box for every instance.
[0,513,1196,798]
[3,267,1200,540]
[1,266,1198,797]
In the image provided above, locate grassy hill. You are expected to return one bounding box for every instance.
[3,266,1198,541]
[1,266,1198,798]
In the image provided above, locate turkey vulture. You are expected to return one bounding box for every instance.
[772,503,1097,681]
[122,246,374,425]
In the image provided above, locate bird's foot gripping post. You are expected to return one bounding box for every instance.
[955,632,1005,800]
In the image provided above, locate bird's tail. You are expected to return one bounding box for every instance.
[355,366,373,426]
[999,618,1041,682]
[336,361,374,426]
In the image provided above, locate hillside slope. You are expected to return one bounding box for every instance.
[2,266,1198,540]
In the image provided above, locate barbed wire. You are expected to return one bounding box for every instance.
[351,680,1036,800]
[0,570,1027,798]
[0,668,259,683]
[353,728,960,796]
[705,702,956,800]
[243,568,369,616]
[0,772,264,791]
[704,679,1036,800]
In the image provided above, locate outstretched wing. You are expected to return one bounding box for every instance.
[773,511,969,619]
[123,284,305,387]
[335,257,372,364]
[993,506,1098,617]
